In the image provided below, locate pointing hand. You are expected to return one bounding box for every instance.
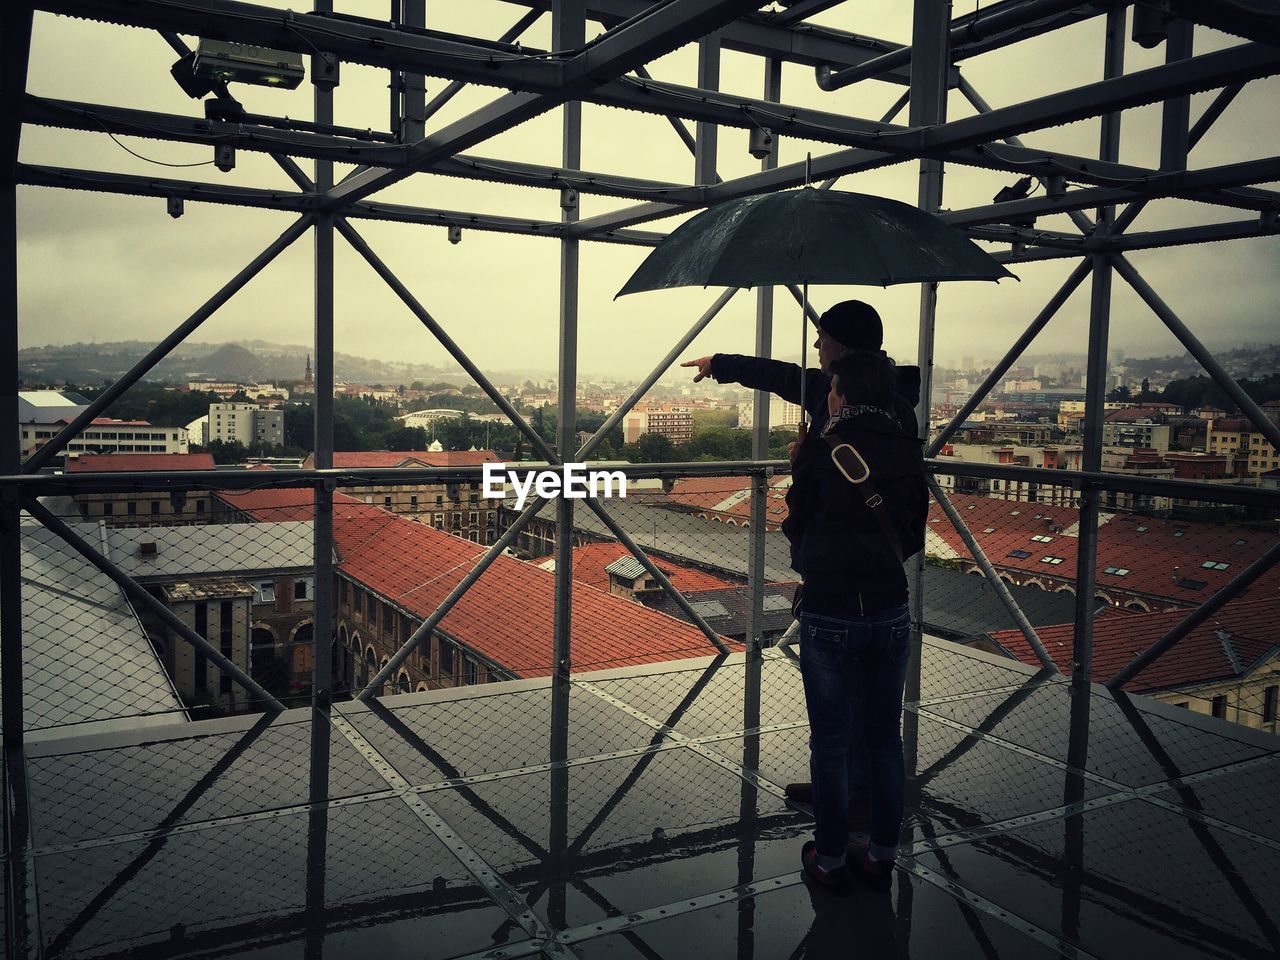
[681,356,714,383]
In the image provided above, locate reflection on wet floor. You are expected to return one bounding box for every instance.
[8,639,1280,959]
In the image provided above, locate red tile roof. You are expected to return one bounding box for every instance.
[988,595,1280,692]
[925,493,1280,604]
[569,541,734,593]
[302,450,500,469]
[217,488,729,677]
[67,453,216,472]
[665,476,790,527]
[55,417,154,427]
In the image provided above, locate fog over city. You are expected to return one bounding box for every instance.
[16,1,1280,378]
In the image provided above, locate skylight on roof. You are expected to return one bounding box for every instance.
[1201,560,1229,571]
[689,600,730,618]
[1136,526,1148,532]
[983,527,996,534]
[1008,549,1032,559]
[1177,578,1207,590]
[762,595,791,612]
[1032,534,1053,543]
[1103,566,1130,576]
[1040,556,1064,565]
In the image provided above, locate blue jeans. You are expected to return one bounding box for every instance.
[799,604,912,861]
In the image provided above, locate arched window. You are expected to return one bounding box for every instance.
[396,672,411,695]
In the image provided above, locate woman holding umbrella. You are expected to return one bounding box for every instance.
[782,348,927,892]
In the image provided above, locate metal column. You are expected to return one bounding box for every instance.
[552,0,585,689]
[0,1,33,756]
[549,0,584,933]
[1071,5,1126,694]
[312,1,336,710]
[906,0,951,768]
[745,59,780,650]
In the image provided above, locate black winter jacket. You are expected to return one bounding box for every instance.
[708,353,922,437]
[781,411,928,618]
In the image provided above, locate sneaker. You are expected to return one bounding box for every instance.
[845,839,894,893]
[801,841,848,894]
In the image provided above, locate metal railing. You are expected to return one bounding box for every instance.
[2,457,1277,739]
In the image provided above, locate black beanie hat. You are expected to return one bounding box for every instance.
[818,300,883,351]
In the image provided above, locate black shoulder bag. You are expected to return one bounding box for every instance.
[790,436,906,618]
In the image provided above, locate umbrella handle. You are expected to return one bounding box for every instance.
[799,281,808,434]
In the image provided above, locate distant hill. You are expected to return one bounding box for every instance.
[19,340,552,388]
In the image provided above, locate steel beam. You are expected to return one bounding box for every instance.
[942,156,1280,228]
[990,217,1280,262]
[21,215,313,472]
[312,2,335,712]
[817,0,1098,90]
[28,89,1280,220]
[0,1,33,765]
[26,501,285,710]
[419,9,544,126]
[1071,4,1127,694]
[510,0,918,80]
[1109,541,1280,690]
[326,0,763,207]
[905,0,951,775]
[746,56,782,651]
[552,0,586,692]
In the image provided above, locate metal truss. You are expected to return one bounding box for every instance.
[4,4,1280,953]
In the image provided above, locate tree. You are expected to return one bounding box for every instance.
[1106,384,1132,402]
[385,426,428,451]
[626,433,676,462]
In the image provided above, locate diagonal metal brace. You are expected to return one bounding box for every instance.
[26,500,285,711]
[358,495,550,700]
[585,497,729,653]
[927,477,1058,673]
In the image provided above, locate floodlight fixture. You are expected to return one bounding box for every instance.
[167,196,184,219]
[170,53,218,100]
[448,224,462,244]
[215,145,236,173]
[193,39,305,90]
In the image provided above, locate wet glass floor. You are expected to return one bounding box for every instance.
[5,637,1279,959]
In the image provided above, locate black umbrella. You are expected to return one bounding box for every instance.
[617,186,1015,425]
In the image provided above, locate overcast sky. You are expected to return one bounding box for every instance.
[16,1,1280,379]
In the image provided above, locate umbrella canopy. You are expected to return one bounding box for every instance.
[617,188,1015,296]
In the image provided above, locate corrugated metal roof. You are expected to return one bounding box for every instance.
[604,556,649,582]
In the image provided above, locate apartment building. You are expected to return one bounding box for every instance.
[208,402,284,449]
[622,404,693,444]
[1207,417,1280,479]
[20,416,188,459]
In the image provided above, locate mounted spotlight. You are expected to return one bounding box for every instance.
[993,176,1033,205]
[993,176,1035,229]
[193,39,305,90]
[1132,3,1172,48]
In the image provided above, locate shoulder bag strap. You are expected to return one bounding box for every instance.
[823,436,906,565]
